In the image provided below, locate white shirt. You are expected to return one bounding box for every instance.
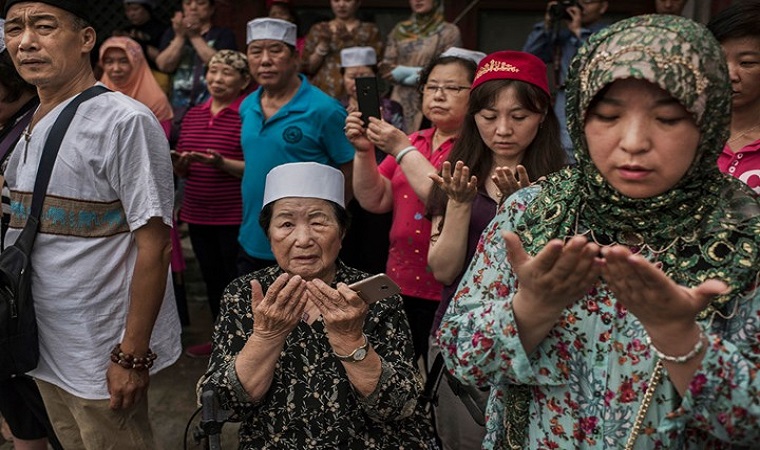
[4,86,181,399]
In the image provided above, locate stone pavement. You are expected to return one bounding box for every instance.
[0,234,241,449]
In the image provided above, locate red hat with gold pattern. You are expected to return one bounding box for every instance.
[471,50,549,96]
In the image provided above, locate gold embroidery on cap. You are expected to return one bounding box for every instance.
[475,60,520,82]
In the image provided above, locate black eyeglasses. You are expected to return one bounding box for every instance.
[419,84,471,95]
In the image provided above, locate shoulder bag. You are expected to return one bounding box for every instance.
[0,86,108,379]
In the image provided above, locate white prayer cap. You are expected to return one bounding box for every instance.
[246,17,297,46]
[262,162,345,209]
[0,19,5,54]
[441,47,487,65]
[340,46,377,68]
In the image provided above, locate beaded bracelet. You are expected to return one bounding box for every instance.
[647,330,706,364]
[110,344,157,371]
[395,146,417,164]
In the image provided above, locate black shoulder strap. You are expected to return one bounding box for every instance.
[28,86,109,221]
[420,352,446,407]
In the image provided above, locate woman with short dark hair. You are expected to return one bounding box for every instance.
[200,162,436,449]
[346,52,478,365]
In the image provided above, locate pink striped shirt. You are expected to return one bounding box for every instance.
[177,96,245,225]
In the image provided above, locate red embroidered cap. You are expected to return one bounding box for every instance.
[471,51,550,96]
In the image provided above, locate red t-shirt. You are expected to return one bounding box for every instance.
[378,128,454,302]
[717,138,760,194]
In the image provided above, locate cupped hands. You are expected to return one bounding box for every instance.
[493,165,531,199]
[430,160,478,204]
[601,245,728,344]
[504,231,603,314]
[306,279,368,343]
[251,274,308,341]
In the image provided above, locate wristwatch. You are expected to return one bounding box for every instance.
[333,333,369,363]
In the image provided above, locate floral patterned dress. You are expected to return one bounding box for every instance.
[438,186,760,449]
[199,262,437,449]
[301,21,383,99]
[382,23,461,133]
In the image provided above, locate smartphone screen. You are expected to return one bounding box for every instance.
[355,76,381,127]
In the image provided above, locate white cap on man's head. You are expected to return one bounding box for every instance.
[340,46,377,68]
[246,17,297,46]
[0,19,5,54]
[262,162,345,209]
[441,47,487,65]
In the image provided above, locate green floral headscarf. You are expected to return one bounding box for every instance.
[516,14,760,317]
[392,0,445,41]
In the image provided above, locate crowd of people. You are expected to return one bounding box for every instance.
[1,0,759,448]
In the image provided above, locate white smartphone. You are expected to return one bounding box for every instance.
[348,273,401,304]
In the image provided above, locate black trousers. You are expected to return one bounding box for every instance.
[188,224,241,321]
[402,295,440,368]
[0,375,62,449]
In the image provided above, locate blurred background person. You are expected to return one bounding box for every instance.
[156,0,237,146]
[113,0,170,92]
[522,0,609,164]
[99,36,174,136]
[425,50,566,449]
[709,0,760,194]
[173,50,251,358]
[0,19,62,450]
[301,0,383,99]
[339,46,404,130]
[380,0,461,133]
[655,0,687,15]
[267,0,306,55]
[337,46,401,276]
[345,52,476,367]
[340,47,404,273]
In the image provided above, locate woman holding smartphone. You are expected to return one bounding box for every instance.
[345,51,479,366]
[200,162,436,449]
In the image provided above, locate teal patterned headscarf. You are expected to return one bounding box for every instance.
[516,15,760,317]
